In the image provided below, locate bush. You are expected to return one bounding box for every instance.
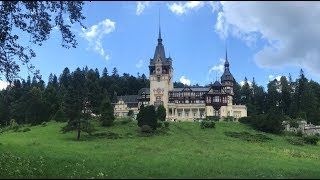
[224,116,234,122]
[41,122,47,127]
[238,109,284,134]
[286,136,304,146]
[224,131,272,142]
[157,121,163,128]
[9,119,19,132]
[296,130,303,137]
[22,128,31,132]
[303,135,319,145]
[140,125,153,133]
[207,116,220,121]
[120,118,132,125]
[200,121,215,129]
[239,116,252,124]
[164,121,170,128]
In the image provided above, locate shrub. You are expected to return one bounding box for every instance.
[207,116,220,121]
[22,128,31,132]
[92,132,122,139]
[239,116,252,124]
[224,131,272,142]
[120,118,132,125]
[200,121,215,129]
[286,136,304,146]
[164,121,170,128]
[157,121,163,128]
[296,130,303,137]
[9,119,19,132]
[137,105,157,130]
[238,110,284,134]
[156,105,166,122]
[303,135,319,145]
[41,122,47,127]
[140,125,153,133]
[224,116,234,122]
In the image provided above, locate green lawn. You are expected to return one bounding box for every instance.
[1,120,320,178]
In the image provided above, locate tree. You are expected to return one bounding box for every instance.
[127,110,134,118]
[112,67,118,77]
[156,105,166,121]
[62,68,92,140]
[100,96,115,127]
[137,105,157,130]
[279,76,291,115]
[0,1,86,82]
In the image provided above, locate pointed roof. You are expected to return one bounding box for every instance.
[212,80,222,87]
[221,48,235,82]
[153,27,166,61]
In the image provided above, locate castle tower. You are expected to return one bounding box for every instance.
[149,25,173,115]
[220,49,235,106]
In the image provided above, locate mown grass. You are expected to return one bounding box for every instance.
[1,119,320,178]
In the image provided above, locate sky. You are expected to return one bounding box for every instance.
[2,1,320,90]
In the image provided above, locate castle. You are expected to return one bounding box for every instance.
[112,26,247,121]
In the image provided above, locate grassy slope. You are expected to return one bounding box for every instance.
[1,120,320,178]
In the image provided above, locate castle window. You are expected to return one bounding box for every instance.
[157,76,160,82]
[185,112,189,117]
[178,112,182,117]
[213,96,220,102]
[156,96,161,101]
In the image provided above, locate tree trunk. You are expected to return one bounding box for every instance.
[77,120,81,140]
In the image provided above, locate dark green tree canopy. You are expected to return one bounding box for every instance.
[0,1,85,83]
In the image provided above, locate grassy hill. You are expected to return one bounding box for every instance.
[1,120,320,178]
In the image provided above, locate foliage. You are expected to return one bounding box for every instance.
[286,136,304,146]
[200,120,215,129]
[156,105,166,121]
[157,121,163,128]
[206,116,220,121]
[239,109,284,134]
[140,125,153,133]
[223,116,235,122]
[224,131,272,143]
[0,1,85,82]
[119,118,132,125]
[100,96,114,127]
[303,135,319,145]
[137,105,157,130]
[164,121,170,128]
[127,110,134,118]
[22,128,31,132]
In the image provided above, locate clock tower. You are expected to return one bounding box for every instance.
[149,26,173,116]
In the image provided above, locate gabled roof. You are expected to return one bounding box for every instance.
[212,81,222,87]
[115,95,138,103]
[170,87,210,92]
[138,88,150,96]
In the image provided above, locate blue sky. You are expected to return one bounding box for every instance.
[3,1,320,89]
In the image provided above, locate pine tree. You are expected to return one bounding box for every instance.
[100,96,115,126]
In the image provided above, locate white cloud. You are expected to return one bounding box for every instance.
[80,19,115,61]
[268,75,288,81]
[136,59,143,68]
[0,80,8,90]
[136,1,150,16]
[215,2,320,75]
[180,76,191,86]
[167,1,206,15]
[239,80,252,87]
[209,58,225,74]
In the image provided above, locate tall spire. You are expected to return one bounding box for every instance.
[225,47,229,68]
[158,7,162,42]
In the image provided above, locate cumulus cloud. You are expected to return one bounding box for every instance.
[269,75,288,81]
[180,76,191,86]
[80,19,115,61]
[0,80,8,90]
[215,2,320,75]
[136,1,150,16]
[167,1,207,15]
[239,80,252,87]
[136,59,143,68]
[209,58,225,74]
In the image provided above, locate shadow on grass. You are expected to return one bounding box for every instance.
[224,131,272,143]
